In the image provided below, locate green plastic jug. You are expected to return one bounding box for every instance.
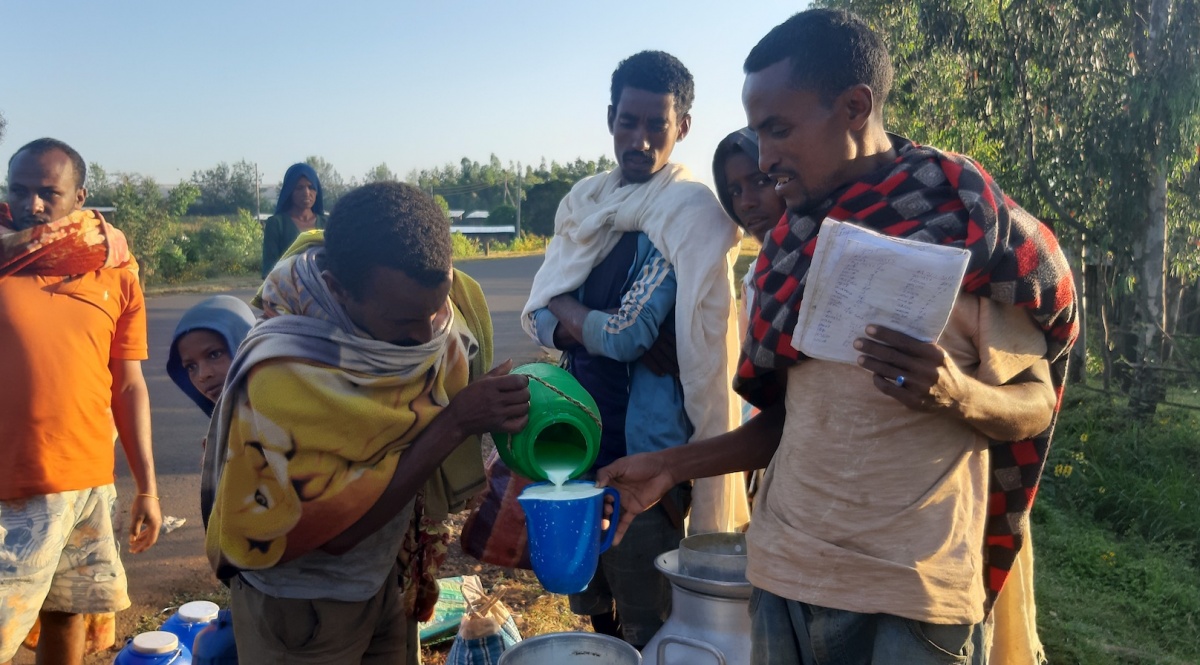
[493,363,602,483]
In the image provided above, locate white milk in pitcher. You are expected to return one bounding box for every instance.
[521,482,603,500]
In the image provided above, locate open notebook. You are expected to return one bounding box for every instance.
[790,218,971,364]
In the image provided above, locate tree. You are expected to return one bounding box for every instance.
[823,0,1200,416]
[1123,0,1200,414]
[489,204,517,229]
[543,156,617,182]
[433,194,451,219]
[306,155,351,209]
[108,174,199,284]
[165,181,201,218]
[188,160,257,215]
[522,179,573,236]
[363,162,397,184]
[405,154,614,233]
[85,162,117,207]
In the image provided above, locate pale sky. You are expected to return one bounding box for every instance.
[0,1,808,189]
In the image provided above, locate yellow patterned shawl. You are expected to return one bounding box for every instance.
[202,238,476,581]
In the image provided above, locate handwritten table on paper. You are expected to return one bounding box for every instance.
[790,219,971,365]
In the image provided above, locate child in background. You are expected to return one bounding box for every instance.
[712,128,789,512]
[167,295,256,417]
[712,127,788,317]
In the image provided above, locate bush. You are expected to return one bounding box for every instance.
[154,240,189,282]
[489,204,517,229]
[180,210,262,277]
[147,211,263,284]
[451,232,481,259]
[494,233,547,253]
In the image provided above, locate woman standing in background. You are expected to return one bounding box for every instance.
[261,163,324,277]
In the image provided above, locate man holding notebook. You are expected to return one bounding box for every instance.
[598,9,1078,665]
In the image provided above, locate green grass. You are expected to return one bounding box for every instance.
[1035,388,1200,664]
[733,238,762,292]
[1035,503,1200,664]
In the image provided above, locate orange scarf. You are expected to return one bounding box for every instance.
[0,203,135,278]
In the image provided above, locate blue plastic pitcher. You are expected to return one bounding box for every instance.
[159,601,219,653]
[517,481,620,594]
[113,631,192,665]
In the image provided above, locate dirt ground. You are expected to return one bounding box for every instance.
[13,489,587,665]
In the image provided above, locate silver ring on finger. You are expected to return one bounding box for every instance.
[895,375,906,388]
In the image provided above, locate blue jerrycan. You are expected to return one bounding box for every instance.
[159,601,219,653]
[113,631,192,665]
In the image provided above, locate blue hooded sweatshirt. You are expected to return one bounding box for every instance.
[167,295,256,417]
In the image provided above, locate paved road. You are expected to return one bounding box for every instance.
[110,254,546,613]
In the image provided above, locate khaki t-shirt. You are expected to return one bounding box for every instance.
[745,294,1049,624]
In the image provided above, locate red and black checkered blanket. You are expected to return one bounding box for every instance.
[735,137,1079,608]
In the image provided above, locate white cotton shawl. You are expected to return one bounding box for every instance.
[522,163,750,534]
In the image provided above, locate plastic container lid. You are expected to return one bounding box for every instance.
[178,600,220,623]
[132,631,179,654]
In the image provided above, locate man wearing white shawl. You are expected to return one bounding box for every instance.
[522,51,748,648]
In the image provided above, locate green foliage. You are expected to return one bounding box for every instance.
[733,250,757,288]
[489,204,517,228]
[182,210,262,277]
[1034,500,1200,664]
[491,233,548,253]
[448,231,547,258]
[522,179,573,237]
[406,154,615,215]
[450,232,481,259]
[105,175,195,282]
[1030,388,1200,663]
[824,0,1199,245]
[153,240,188,282]
[363,162,397,184]
[433,194,451,219]
[84,162,118,206]
[147,213,263,283]
[1045,391,1200,549]
[305,155,351,209]
[188,160,258,216]
[165,181,201,218]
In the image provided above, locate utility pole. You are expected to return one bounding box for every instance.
[254,163,261,220]
[515,161,522,236]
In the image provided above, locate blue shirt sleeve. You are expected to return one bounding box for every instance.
[530,307,562,349]
[581,249,677,363]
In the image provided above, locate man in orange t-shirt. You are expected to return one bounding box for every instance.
[0,138,161,665]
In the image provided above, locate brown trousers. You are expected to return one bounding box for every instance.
[230,565,418,664]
